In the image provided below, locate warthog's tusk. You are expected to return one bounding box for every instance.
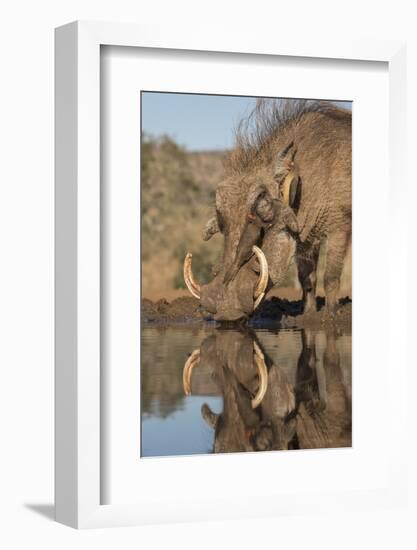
[183,252,201,300]
[182,349,201,395]
[252,245,269,309]
[183,344,267,407]
[251,341,268,408]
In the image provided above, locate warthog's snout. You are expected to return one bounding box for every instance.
[183,246,268,322]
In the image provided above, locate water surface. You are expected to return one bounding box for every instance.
[141,325,351,457]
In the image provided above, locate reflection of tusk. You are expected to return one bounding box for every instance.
[252,245,268,309]
[183,253,201,300]
[251,341,268,408]
[182,349,200,395]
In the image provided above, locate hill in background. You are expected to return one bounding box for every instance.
[141,134,225,299]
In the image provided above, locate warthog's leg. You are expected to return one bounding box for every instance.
[314,332,328,410]
[296,242,320,313]
[324,230,351,316]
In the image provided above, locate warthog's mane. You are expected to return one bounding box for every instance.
[224,99,351,176]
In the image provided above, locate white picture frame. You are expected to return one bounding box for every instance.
[55,21,407,529]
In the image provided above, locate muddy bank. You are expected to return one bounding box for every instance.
[142,296,205,323]
[142,295,351,330]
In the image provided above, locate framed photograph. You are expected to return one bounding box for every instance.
[55,21,407,528]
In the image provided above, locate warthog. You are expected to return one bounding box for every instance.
[183,328,351,453]
[184,100,351,321]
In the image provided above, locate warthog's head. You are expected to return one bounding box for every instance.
[183,329,297,453]
[184,140,300,322]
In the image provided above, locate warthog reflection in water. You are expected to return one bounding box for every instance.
[183,329,351,453]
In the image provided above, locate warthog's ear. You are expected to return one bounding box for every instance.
[274,142,301,209]
[201,403,219,429]
[274,141,296,181]
[202,216,219,241]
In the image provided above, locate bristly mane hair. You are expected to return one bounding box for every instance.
[224,99,351,175]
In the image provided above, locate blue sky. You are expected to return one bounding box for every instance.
[141,92,352,152]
